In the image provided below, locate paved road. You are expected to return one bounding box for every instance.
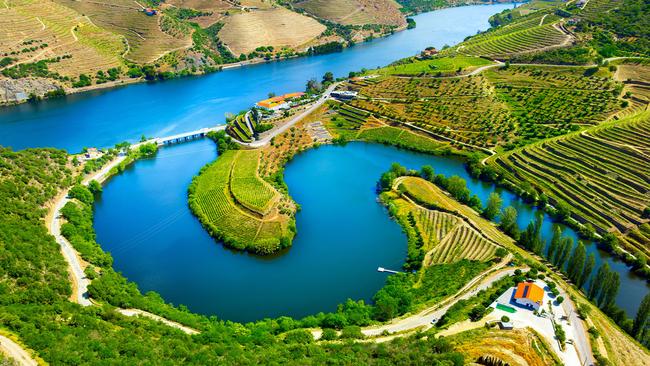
[246,83,339,148]
[48,152,129,306]
[0,335,37,366]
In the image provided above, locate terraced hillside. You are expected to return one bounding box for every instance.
[293,0,406,27]
[385,176,502,267]
[0,0,124,78]
[55,0,192,64]
[487,110,650,257]
[218,7,326,56]
[344,64,623,148]
[188,149,295,254]
[446,10,572,58]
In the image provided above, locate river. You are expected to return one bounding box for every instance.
[2,3,647,321]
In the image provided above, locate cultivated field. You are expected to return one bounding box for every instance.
[447,11,571,58]
[189,149,294,254]
[389,176,502,266]
[55,0,192,64]
[293,0,405,26]
[488,111,650,256]
[1,0,124,78]
[375,56,494,76]
[344,64,624,148]
[218,7,326,55]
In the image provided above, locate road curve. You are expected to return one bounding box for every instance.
[48,153,129,306]
[0,335,38,366]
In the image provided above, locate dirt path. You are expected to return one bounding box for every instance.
[312,257,517,340]
[116,309,199,335]
[0,335,38,366]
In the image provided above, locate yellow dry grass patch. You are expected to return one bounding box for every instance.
[55,0,191,64]
[218,7,325,55]
[1,0,123,77]
[450,328,561,366]
[294,0,405,26]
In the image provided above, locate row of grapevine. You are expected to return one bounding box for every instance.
[427,224,497,265]
[489,111,650,253]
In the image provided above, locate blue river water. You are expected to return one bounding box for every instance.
[2,3,646,321]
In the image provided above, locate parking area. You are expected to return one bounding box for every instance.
[490,280,582,366]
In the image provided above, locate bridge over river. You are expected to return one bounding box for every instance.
[153,125,226,146]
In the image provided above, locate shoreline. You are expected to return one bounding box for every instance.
[0,25,408,108]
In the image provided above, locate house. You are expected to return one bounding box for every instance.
[84,147,101,160]
[513,282,544,310]
[255,92,305,111]
[418,47,439,59]
[498,321,513,330]
[144,8,157,16]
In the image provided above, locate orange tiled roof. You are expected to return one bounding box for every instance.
[513,282,544,304]
[256,93,304,108]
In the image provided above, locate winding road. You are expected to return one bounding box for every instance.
[0,335,38,366]
[48,151,130,306]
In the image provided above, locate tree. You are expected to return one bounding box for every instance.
[322,71,334,84]
[306,78,322,93]
[589,263,610,301]
[556,237,573,270]
[567,242,587,284]
[578,254,596,289]
[420,165,435,181]
[547,226,562,263]
[598,271,620,309]
[555,201,572,220]
[69,184,94,205]
[446,176,470,203]
[633,293,650,340]
[483,192,502,221]
[500,206,518,237]
[88,180,102,195]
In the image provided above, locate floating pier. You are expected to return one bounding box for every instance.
[377,267,401,274]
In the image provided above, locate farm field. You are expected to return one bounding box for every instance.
[375,56,494,76]
[55,0,192,64]
[343,62,624,147]
[293,0,405,26]
[0,0,124,78]
[188,149,294,254]
[383,176,503,267]
[487,110,650,257]
[218,7,326,56]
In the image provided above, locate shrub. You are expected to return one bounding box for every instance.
[339,326,365,339]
